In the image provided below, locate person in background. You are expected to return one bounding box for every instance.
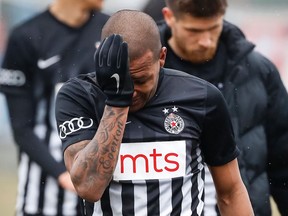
[55,9,254,216]
[157,0,288,215]
[0,0,109,215]
[142,0,165,23]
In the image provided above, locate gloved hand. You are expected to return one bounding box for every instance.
[94,34,134,107]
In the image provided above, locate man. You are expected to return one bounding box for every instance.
[142,0,165,23]
[158,0,288,215]
[0,0,109,215]
[55,10,254,216]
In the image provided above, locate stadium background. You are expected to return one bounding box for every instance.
[0,0,287,215]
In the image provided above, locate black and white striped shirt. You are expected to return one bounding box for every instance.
[56,69,239,216]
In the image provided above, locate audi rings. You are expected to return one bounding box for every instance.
[59,117,93,139]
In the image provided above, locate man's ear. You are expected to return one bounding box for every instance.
[159,47,167,68]
[162,7,174,27]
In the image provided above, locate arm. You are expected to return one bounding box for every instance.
[201,85,253,215]
[64,106,129,201]
[1,28,70,187]
[209,159,254,216]
[58,34,134,201]
[5,94,73,190]
[261,56,288,214]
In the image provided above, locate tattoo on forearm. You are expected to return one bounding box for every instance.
[74,107,127,187]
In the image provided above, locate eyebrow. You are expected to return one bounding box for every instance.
[185,24,220,32]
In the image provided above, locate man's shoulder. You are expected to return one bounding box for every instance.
[63,72,97,91]
[11,10,50,35]
[163,67,210,85]
[90,11,110,23]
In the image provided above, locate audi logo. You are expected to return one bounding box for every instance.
[0,69,26,86]
[59,117,93,139]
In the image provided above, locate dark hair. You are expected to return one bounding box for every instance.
[101,10,162,61]
[165,0,227,18]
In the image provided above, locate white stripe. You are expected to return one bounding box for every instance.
[159,179,172,216]
[196,148,204,215]
[43,176,58,215]
[133,180,148,215]
[93,201,103,216]
[204,165,217,216]
[63,191,78,215]
[49,131,62,161]
[25,162,41,214]
[180,176,193,215]
[109,181,123,215]
[16,153,29,216]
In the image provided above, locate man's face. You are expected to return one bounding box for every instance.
[129,48,166,112]
[165,10,224,63]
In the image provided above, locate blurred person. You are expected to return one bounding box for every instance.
[142,0,165,23]
[158,0,288,215]
[55,10,254,216]
[0,0,109,215]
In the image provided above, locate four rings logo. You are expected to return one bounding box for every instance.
[59,117,93,139]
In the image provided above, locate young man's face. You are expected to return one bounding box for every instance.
[164,9,224,63]
[129,48,166,112]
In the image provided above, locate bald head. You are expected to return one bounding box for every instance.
[101,10,162,61]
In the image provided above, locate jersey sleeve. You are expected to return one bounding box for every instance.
[0,28,34,94]
[201,84,239,166]
[55,79,98,152]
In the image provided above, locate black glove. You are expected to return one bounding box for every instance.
[94,34,134,107]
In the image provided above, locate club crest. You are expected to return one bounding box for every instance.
[163,106,184,134]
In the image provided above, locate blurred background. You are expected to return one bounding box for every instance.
[0,0,287,215]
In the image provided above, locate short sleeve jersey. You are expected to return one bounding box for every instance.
[56,68,239,216]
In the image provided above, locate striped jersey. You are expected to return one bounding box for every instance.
[0,9,109,215]
[56,68,239,216]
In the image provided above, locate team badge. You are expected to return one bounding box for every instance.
[163,106,184,134]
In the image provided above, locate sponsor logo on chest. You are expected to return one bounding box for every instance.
[113,140,186,181]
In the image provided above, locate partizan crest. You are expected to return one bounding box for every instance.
[163,106,185,134]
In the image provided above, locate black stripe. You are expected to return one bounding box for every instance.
[121,181,135,215]
[100,186,113,215]
[201,170,205,216]
[171,177,183,216]
[38,171,46,213]
[22,156,31,213]
[146,179,160,216]
[57,186,64,215]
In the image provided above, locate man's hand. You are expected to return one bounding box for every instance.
[58,171,76,192]
[94,34,134,107]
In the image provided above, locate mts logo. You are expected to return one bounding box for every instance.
[113,140,186,181]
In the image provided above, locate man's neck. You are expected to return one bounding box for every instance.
[49,0,91,28]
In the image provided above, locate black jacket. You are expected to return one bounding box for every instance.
[159,20,288,216]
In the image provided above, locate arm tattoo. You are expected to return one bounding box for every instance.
[71,106,128,190]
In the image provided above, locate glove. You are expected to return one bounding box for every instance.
[94,34,134,107]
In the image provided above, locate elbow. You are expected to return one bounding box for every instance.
[75,184,104,203]
[70,173,111,202]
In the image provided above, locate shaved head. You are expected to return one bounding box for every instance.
[101,10,162,61]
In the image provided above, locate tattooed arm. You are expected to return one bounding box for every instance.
[63,106,129,202]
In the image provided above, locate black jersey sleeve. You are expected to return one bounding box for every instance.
[0,27,34,94]
[55,79,98,152]
[201,84,239,166]
[0,29,67,179]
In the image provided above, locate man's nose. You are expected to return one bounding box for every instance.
[198,32,212,48]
